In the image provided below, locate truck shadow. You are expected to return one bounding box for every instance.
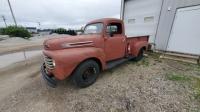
[35,60,139,97]
[52,60,139,90]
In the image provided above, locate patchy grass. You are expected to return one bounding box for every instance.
[166,72,191,81]
[136,57,150,67]
[193,65,200,72]
[147,52,163,63]
[166,72,200,101]
[177,61,200,72]
[148,51,161,59]
[134,52,162,67]
[192,77,200,100]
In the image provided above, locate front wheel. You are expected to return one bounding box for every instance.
[72,60,100,88]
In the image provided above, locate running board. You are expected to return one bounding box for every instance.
[106,57,135,69]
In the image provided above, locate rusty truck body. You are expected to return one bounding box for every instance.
[41,18,149,88]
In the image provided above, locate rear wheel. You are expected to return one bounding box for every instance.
[72,60,100,88]
[134,48,144,61]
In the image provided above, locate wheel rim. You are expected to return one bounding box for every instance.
[82,67,96,81]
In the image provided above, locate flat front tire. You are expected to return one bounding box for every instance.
[72,60,100,88]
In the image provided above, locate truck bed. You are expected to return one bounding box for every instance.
[126,36,149,43]
[126,35,149,57]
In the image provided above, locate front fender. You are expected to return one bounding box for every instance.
[43,47,106,80]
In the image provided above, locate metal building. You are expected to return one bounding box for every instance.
[121,0,200,56]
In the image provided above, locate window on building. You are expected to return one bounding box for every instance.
[128,19,136,24]
[144,16,154,23]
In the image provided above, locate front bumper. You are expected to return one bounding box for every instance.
[41,63,57,88]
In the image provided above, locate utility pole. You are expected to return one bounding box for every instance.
[37,22,41,29]
[2,16,7,27]
[7,0,17,26]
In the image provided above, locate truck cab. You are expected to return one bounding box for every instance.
[41,18,149,88]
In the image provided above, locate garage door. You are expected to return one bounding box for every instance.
[167,5,200,55]
[123,0,163,44]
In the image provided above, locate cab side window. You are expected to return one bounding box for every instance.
[106,23,122,35]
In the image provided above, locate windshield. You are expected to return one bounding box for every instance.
[84,23,103,34]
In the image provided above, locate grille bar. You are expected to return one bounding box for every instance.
[44,55,55,69]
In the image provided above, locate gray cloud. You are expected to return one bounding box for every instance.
[0,0,121,29]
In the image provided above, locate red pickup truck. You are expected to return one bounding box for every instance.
[41,18,149,88]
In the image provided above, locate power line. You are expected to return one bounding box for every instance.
[7,0,17,26]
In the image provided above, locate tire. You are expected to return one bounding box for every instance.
[72,60,100,88]
[134,48,144,61]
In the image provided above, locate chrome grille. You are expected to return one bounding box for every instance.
[44,55,55,69]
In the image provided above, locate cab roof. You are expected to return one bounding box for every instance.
[87,18,123,25]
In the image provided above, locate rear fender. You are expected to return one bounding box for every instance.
[131,41,148,57]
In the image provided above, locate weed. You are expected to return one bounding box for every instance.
[177,61,200,72]
[136,58,149,67]
[148,52,161,59]
[192,77,200,100]
[166,72,200,101]
[195,66,200,72]
[166,72,191,81]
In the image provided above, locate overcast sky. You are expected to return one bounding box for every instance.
[0,0,121,29]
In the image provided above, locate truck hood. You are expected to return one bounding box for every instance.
[43,34,101,50]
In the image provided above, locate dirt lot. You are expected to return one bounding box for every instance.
[0,34,68,55]
[0,53,200,112]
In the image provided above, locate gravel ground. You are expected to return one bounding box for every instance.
[0,53,199,112]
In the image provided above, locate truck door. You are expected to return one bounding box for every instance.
[104,23,126,61]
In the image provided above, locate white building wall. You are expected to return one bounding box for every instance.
[166,6,200,55]
[155,0,200,51]
[121,0,200,55]
[122,0,163,46]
